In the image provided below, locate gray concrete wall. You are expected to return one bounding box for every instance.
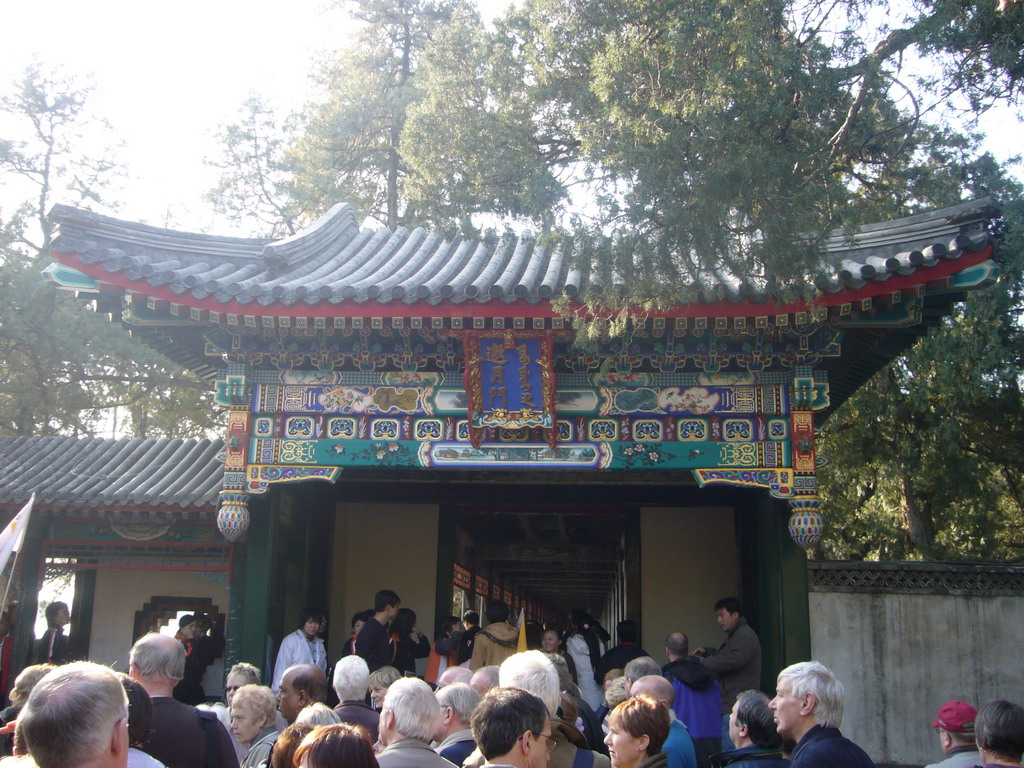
[809,589,1024,766]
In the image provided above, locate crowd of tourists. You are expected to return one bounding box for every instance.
[0,590,1021,768]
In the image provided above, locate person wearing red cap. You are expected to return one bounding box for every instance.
[926,701,980,768]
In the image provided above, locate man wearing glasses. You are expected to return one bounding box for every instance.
[471,687,556,768]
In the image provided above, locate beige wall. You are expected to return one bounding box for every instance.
[641,506,737,661]
[329,502,439,673]
[90,569,229,693]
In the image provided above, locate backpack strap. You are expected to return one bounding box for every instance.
[196,710,222,768]
[572,747,595,768]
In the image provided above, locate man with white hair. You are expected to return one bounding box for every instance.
[377,677,457,768]
[129,632,239,768]
[769,661,874,767]
[623,656,662,693]
[465,651,610,768]
[435,682,482,766]
[333,655,380,742]
[20,661,129,768]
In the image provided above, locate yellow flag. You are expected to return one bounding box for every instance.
[516,608,528,653]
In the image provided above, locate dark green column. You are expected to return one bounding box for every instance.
[69,569,97,660]
[435,507,456,635]
[228,495,277,682]
[624,507,642,642]
[741,492,810,692]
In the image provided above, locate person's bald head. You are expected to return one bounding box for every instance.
[470,666,500,696]
[665,633,689,661]
[278,664,327,723]
[129,633,184,696]
[438,666,473,688]
[630,675,675,707]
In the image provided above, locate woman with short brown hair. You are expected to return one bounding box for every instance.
[604,695,671,768]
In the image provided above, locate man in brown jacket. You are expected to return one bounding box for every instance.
[694,597,761,752]
[470,600,520,670]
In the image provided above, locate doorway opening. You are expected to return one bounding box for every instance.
[447,505,634,633]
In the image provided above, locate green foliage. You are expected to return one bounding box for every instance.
[287,0,475,229]
[0,63,222,438]
[206,95,310,238]
[400,0,1022,301]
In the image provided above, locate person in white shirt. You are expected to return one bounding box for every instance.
[272,609,327,692]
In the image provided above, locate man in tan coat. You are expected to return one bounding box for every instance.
[470,601,519,671]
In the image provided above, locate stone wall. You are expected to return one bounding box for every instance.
[808,561,1024,766]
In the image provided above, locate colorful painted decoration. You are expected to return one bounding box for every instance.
[217,492,251,542]
[787,506,824,550]
[464,331,557,448]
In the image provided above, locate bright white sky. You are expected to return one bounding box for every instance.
[2,0,1021,238]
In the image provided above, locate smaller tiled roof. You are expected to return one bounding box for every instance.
[0,436,224,511]
[47,198,1000,308]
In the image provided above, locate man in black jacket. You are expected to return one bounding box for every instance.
[594,620,648,685]
[130,632,239,768]
[459,611,481,666]
[356,589,401,672]
[34,602,70,665]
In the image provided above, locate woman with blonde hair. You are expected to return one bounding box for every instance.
[604,695,671,768]
[601,676,630,732]
[230,684,279,768]
[295,703,341,726]
[0,665,55,756]
[368,666,401,711]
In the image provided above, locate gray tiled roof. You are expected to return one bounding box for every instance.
[48,198,1000,307]
[0,436,224,510]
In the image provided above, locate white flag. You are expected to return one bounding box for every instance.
[0,493,34,575]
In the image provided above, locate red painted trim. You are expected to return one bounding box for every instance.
[56,247,992,319]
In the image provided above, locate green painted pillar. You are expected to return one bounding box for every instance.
[743,492,810,692]
[435,508,456,637]
[228,494,277,682]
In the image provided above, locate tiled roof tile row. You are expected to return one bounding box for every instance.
[48,198,1000,308]
[0,436,224,510]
